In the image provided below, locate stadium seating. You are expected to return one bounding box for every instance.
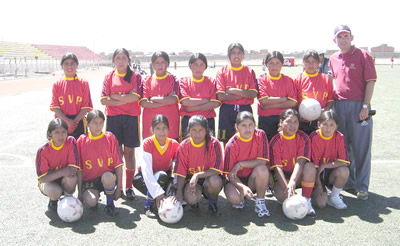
[0,41,52,59]
[33,44,104,61]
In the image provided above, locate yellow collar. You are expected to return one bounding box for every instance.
[230,64,243,71]
[89,132,104,140]
[238,132,253,142]
[115,70,126,77]
[304,71,318,77]
[50,140,64,150]
[269,73,282,80]
[190,137,205,147]
[192,76,205,83]
[319,129,333,140]
[155,73,168,80]
[64,76,77,80]
[281,131,296,140]
[153,135,169,155]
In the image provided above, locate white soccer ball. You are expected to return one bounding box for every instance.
[282,195,308,220]
[57,196,83,222]
[158,197,183,224]
[299,98,322,121]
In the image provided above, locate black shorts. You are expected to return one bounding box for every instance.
[133,170,172,196]
[299,120,318,135]
[82,173,117,192]
[218,104,252,142]
[66,115,86,139]
[272,170,301,188]
[106,115,140,148]
[258,115,280,141]
[181,116,215,140]
[185,175,206,187]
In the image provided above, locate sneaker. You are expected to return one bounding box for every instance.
[232,200,245,209]
[144,206,157,218]
[306,198,316,216]
[125,188,136,200]
[327,195,347,209]
[357,191,369,200]
[265,185,274,198]
[104,204,119,216]
[48,200,58,212]
[208,203,219,215]
[255,199,270,217]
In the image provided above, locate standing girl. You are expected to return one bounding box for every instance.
[293,50,334,134]
[269,109,316,215]
[140,51,180,140]
[257,51,297,141]
[179,53,220,139]
[50,53,93,139]
[132,115,180,218]
[215,43,258,143]
[173,115,224,214]
[224,111,270,217]
[100,48,142,199]
[310,110,350,209]
[77,110,123,216]
[35,118,79,211]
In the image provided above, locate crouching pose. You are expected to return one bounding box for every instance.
[173,115,224,215]
[224,111,271,217]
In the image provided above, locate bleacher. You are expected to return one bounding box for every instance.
[33,44,104,61]
[0,41,53,59]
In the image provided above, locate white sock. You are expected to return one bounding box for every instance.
[256,197,264,204]
[331,186,342,197]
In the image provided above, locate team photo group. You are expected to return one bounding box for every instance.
[35,24,377,223]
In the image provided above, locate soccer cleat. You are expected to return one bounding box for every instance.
[265,185,274,198]
[48,200,58,212]
[104,204,119,216]
[125,188,136,200]
[232,200,245,209]
[255,199,270,217]
[208,203,219,215]
[306,198,316,216]
[144,206,157,218]
[327,195,348,209]
[357,191,369,200]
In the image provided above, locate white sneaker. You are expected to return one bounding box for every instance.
[328,195,347,209]
[255,199,270,217]
[232,200,245,209]
[307,198,316,216]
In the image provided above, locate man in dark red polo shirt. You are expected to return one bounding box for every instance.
[329,25,377,200]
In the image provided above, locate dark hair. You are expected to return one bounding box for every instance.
[61,52,79,66]
[151,114,169,130]
[227,42,245,57]
[47,118,68,140]
[86,109,105,124]
[278,109,300,131]
[303,49,320,63]
[112,48,132,83]
[151,51,170,66]
[318,109,339,125]
[265,51,284,65]
[187,115,211,153]
[188,53,208,69]
[235,111,255,126]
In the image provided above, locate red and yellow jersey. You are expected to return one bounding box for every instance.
[173,136,223,178]
[310,130,349,167]
[215,65,257,105]
[141,135,180,173]
[100,70,142,116]
[270,130,311,172]
[141,73,180,139]
[35,136,79,179]
[50,76,93,115]
[179,76,220,118]
[77,131,123,181]
[224,129,269,178]
[293,72,333,108]
[257,73,297,117]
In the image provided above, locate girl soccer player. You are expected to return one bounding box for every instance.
[140,51,180,140]
[173,115,224,214]
[77,110,123,216]
[310,110,350,209]
[35,118,79,211]
[101,48,142,200]
[132,115,180,218]
[179,53,220,139]
[257,51,297,141]
[50,53,93,139]
[215,43,258,143]
[293,50,334,134]
[224,111,270,217]
[270,109,316,215]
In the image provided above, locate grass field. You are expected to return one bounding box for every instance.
[0,64,399,245]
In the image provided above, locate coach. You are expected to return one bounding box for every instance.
[329,25,377,200]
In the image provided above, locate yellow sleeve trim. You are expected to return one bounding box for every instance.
[288,97,298,103]
[270,164,282,169]
[257,157,269,162]
[132,92,141,98]
[216,91,225,94]
[209,168,222,173]
[114,163,124,169]
[179,97,190,103]
[259,96,269,100]
[100,96,110,100]
[249,89,258,93]
[337,159,350,165]
[37,172,48,179]
[297,156,311,162]
[68,164,80,170]
[139,98,149,103]
[173,173,187,178]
